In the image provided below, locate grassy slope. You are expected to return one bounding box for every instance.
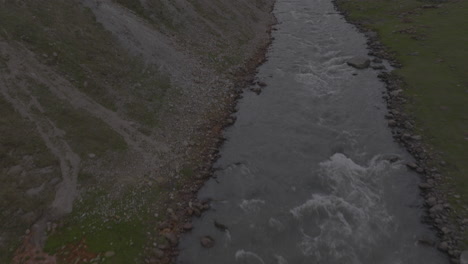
[335,0,468,242]
[0,0,169,262]
[1,0,273,262]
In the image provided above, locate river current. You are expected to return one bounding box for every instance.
[177,0,448,263]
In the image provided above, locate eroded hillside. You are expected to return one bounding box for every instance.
[0,0,275,262]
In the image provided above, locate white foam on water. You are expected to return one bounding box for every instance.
[268,217,285,231]
[274,255,289,264]
[239,199,266,213]
[290,153,396,263]
[235,250,266,264]
[224,230,232,246]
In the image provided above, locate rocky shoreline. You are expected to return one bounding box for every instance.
[332,1,467,263]
[143,6,278,264]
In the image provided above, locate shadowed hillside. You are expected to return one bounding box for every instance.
[0,0,275,262]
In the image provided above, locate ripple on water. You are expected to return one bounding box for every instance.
[290,153,397,263]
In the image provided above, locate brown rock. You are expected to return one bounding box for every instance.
[164,232,178,245]
[183,223,193,231]
[200,236,215,248]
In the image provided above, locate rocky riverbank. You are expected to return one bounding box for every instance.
[149,15,278,264]
[333,1,467,263]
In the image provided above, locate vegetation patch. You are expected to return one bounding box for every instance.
[44,185,167,264]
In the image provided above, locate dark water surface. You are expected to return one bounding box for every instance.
[177,0,448,263]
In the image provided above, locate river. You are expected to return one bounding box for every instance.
[177,0,448,263]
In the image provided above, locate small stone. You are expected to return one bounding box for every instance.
[104,251,115,258]
[214,221,228,231]
[164,232,178,245]
[438,241,449,252]
[441,226,451,234]
[183,223,193,231]
[418,237,435,246]
[200,236,215,248]
[88,153,96,159]
[346,56,371,69]
[388,120,397,127]
[430,204,444,214]
[426,197,437,206]
[406,162,418,170]
[152,248,164,259]
[257,81,267,87]
[419,183,432,189]
[372,65,386,70]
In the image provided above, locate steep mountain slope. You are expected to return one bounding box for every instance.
[0,0,274,262]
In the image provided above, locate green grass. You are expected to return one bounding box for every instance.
[336,0,468,243]
[44,185,169,264]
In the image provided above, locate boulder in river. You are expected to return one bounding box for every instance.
[200,236,215,248]
[347,56,370,69]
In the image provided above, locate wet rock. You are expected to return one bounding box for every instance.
[388,120,397,127]
[442,226,451,234]
[419,183,433,190]
[183,223,193,231]
[372,65,386,70]
[214,220,228,231]
[438,241,449,252]
[250,87,262,94]
[418,237,436,247]
[406,162,418,170]
[426,197,437,207]
[200,236,215,248]
[347,56,370,69]
[164,232,178,245]
[430,204,444,214]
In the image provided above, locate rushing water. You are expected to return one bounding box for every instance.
[177,0,448,263]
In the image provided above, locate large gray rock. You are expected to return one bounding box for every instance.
[347,56,371,69]
[461,250,468,264]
